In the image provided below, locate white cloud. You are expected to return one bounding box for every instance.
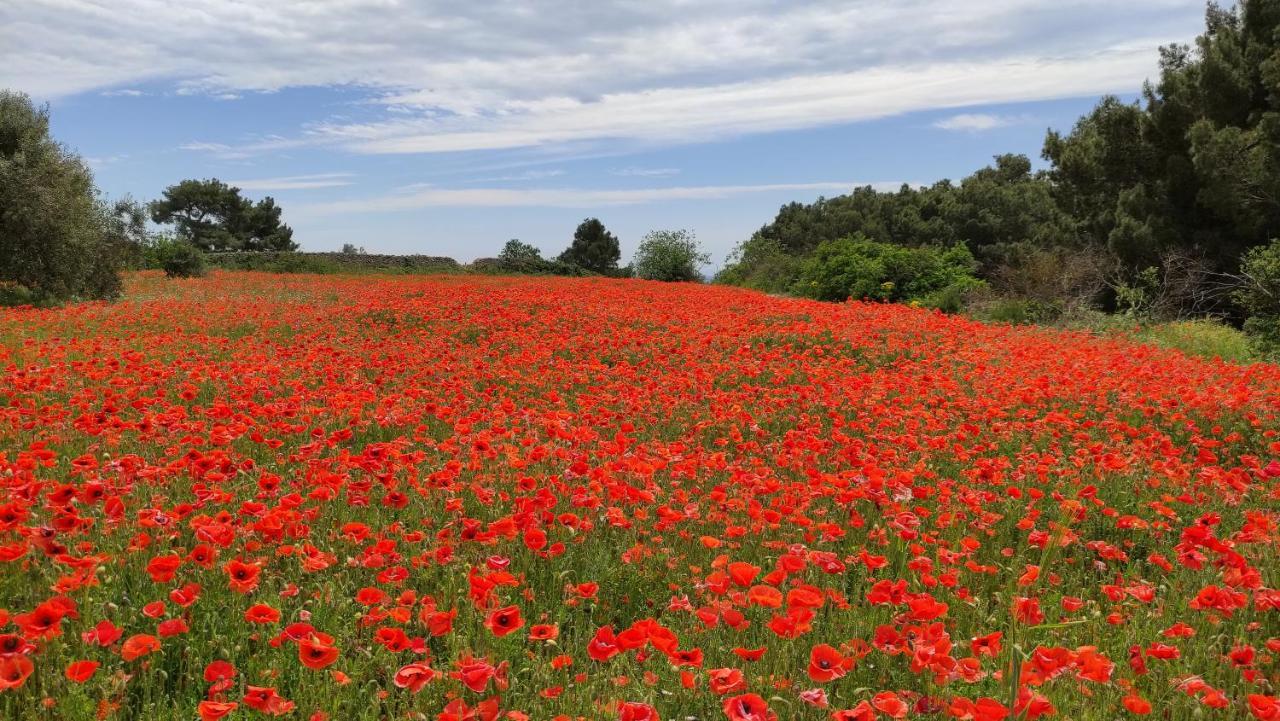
[612,167,681,177]
[294,46,1159,156]
[99,88,144,97]
[4,1,1202,159]
[225,173,354,191]
[178,141,232,153]
[298,181,902,215]
[933,113,1027,131]
[463,169,567,183]
[86,154,128,167]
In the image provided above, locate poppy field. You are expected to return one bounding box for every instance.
[1,271,1278,721]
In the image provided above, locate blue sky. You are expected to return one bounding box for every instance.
[4,1,1208,267]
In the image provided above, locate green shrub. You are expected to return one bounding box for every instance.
[206,252,341,274]
[632,229,709,282]
[1135,319,1256,363]
[795,235,983,306]
[1243,316,1280,360]
[715,236,806,294]
[153,238,206,278]
[916,277,987,313]
[1235,239,1280,358]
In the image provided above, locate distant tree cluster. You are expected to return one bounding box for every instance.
[490,220,710,282]
[717,1,1280,354]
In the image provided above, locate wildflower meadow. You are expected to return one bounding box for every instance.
[0,271,1277,721]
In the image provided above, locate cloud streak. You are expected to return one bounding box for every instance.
[933,113,1028,131]
[296,181,902,215]
[226,173,355,191]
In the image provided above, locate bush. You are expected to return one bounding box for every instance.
[1235,239,1280,358]
[0,90,130,304]
[205,252,341,274]
[916,277,987,313]
[632,229,709,282]
[1135,319,1256,363]
[715,236,805,293]
[795,235,983,306]
[152,238,206,278]
[969,296,1063,325]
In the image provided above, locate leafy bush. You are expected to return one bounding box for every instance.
[498,239,543,266]
[969,297,1063,325]
[795,235,983,306]
[1235,238,1280,358]
[0,90,131,304]
[632,229,709,282]
[149,238,206,278]
[916,276,986,313]
[714,236,805,293]
[205,252,341,274]
[1135,319,1256,363]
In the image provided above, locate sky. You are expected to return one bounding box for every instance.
[2,1,1209,267]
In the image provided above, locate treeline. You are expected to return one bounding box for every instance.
[718,1,1280,357]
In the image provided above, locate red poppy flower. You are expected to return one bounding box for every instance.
[244,686,295,716]
[121,634,161,661]
[245,603,281,624]
[619,701,658,721]
[0,656,34,691]
[224,559,262,594]
[722,693,777,721]
[529,623,559,641]
[807,644,853,682]
[298,636,339,670]
[484,605,524,637]
[65,660,99,683]
[393,662,436,693]
[198,701,238,721]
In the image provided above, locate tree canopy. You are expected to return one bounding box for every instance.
[0,90,131,303]
[632,229,710,282]
[559,218,620,273]
[150,179,296,252]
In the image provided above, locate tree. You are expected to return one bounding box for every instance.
[1043,1,1280,282]
[559,218,620,273]
[632,229,710,281]
[717,155,1074,291]
[0,90,131,303]
[498,239,543,266]
[150,179,296,252]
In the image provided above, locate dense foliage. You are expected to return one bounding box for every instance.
[147,237,207,278]
[486,239,588,276]
[149,179,296,253]
[559,218,621,274]
[718,1,1280,349]
[1237,239,1280,355]
[632,229,710,282]
[796,236,983,309]
[0,273,1277,721]
[0,91,132,304]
